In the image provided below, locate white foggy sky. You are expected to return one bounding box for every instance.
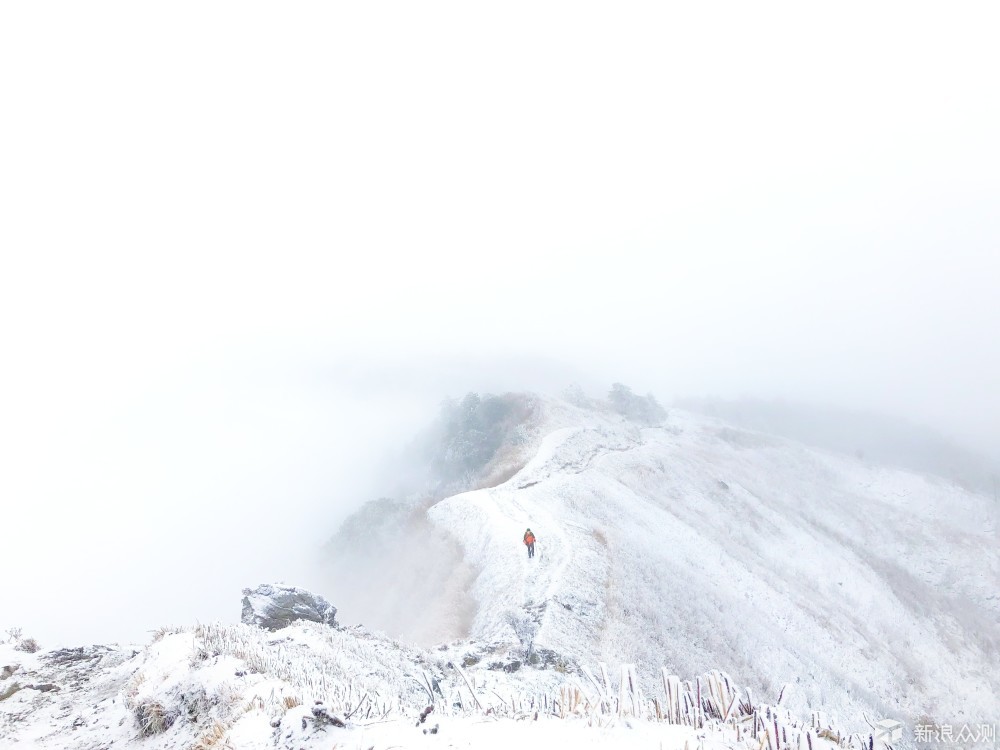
[1,2,999,645]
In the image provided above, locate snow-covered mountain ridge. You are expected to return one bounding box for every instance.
[331,393,1000,737]
[4,393,996,748]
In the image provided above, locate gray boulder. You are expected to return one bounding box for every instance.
[241,584,338,631]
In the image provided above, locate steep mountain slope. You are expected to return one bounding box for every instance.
[5,392,994,748]
[335,394,999,736]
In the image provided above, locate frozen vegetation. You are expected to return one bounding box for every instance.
[3,388,997,748]
[0,621,849,749]
[325,389,1000,742]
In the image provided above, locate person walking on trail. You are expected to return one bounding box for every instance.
[523,528,536,559]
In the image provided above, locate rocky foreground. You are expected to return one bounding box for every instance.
[1,585,848,749]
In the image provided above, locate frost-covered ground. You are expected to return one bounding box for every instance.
[423,400,999,738]
[0,622,845,750]
[3,396,996,748]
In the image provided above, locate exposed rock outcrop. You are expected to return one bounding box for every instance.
[241,584,338,631]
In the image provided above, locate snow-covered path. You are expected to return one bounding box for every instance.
[428,425,629,652]
[427,403,1000,735]
[5,398,995,746]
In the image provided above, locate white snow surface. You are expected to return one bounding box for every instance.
[426,400,999,732]
[1,623,843,750]
[2,397,997,748]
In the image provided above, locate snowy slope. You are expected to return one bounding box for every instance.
[422,398,999,735]
[4,394,995,748]
[0,623,846,750]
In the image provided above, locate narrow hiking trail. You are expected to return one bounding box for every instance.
[504,483,568,608]
[428,422,644,653]
[427,402,1000,732]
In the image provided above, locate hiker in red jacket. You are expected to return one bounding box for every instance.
[523,528,536,558]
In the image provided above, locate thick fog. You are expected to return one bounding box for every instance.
[2,3,998,647]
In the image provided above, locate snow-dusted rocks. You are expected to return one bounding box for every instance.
[0,623,851,750]
[241,583,337,631]
[408,396,1000,734]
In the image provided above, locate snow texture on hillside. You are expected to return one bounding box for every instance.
[4,395,995,748]
[0,622,846,750]
[425,398,1000,736]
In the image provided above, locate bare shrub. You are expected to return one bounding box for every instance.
[6,627,41,653]
[14,637,40,654]
[134,700,176,736]
[151,626,186,643]
[193,720,230,750]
